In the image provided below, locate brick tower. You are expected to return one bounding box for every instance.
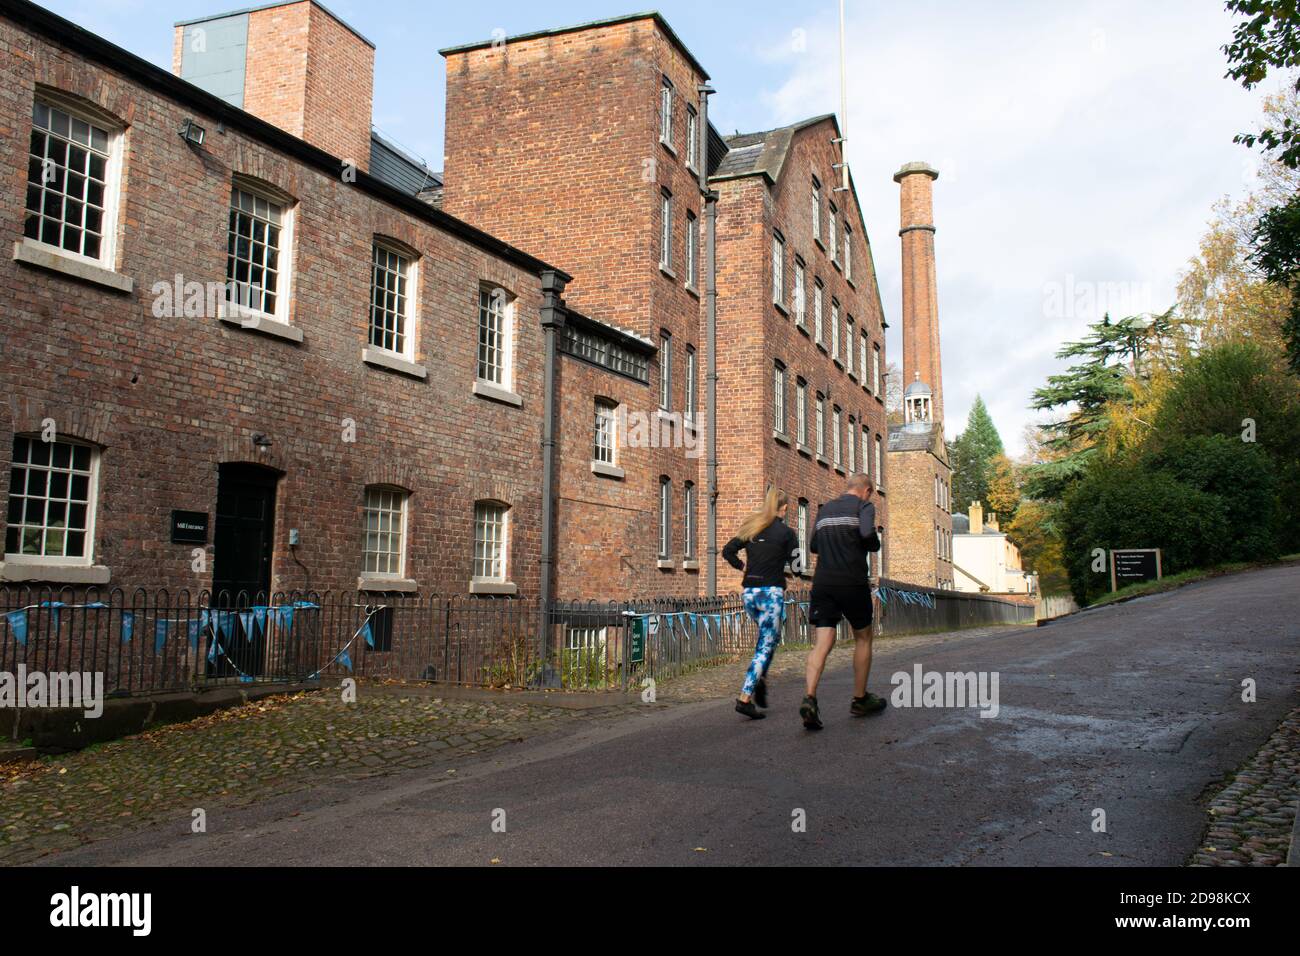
[893,161,943,428]
[886,161,952,589]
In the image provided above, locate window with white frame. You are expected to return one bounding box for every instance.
[773,361,787,435]
[659,331,672,409]
[369,242,412,355]
[844,224,853,281]
[772,232,785,306]
[565,626,607,653]
[832,405,842,466]
[686,105,699,170]
[362,486,407,577]
[828,202,838,260]
[686,211,698,287]
[25,98,118,265]
[797,499,809,560]
[846,317,855,376]
[847,416,856,471]
[477,286,513,387]
[831,299,841,358]
[660,77,673,145]
[796,378,808,446]
[861,423,870,474]
[813,280,824,344]
[860,332,869,387]
[683,481,696,558]
[684,345,697,424]
[473,501,509,582]
[875,434,883,488]
[872,344,881,395]
[815,393,826,457]
[226,183,290,318]
[658,477,672,558]
[660,189,673,270]
[594,399,618,464]
[793,259,806,327]
[5,436,96,563]
[811,176,822,242]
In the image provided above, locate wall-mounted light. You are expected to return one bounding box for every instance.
[179,118,206,147]
[252,433,273,450]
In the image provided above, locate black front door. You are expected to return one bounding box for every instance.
[210,463,277,678]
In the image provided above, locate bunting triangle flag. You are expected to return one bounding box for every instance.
[362,619,374,649]
[217,611,235,640]
[120,611,135,644]
[186,619,202,651]
[5,610,28,646]
[252,606,268,631]
[278,605,295,630]
[336,648,353,672]
[238,611,256,641]
[154,618,169,654]
[40,600,64,631]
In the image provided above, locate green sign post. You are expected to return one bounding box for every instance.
[629,616,646,665]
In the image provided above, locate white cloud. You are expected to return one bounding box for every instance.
[758,0,1265,454]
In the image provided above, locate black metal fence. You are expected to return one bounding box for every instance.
[0,581,1033,697]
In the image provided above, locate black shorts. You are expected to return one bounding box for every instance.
[809,583,873,630]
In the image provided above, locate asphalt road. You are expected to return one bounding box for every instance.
[37,565,1300,866]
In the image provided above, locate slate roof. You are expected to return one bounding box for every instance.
[711,114,839,184]
[369,131,441,197]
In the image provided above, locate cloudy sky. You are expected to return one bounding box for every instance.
[40,0,1275,453]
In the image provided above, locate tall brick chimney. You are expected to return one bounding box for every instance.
[894,161,943,427]
[969,501,983,535]
[173,0,375,171]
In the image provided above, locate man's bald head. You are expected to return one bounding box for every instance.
[847,473,874,498]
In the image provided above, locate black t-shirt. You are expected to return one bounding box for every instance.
[723,518,800,588]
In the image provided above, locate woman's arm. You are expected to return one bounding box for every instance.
[722,537,745,572]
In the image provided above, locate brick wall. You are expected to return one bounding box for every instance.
[0,15,547,598]
[885,447,953,588]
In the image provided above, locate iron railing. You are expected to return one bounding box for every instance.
[0,581,1033,697]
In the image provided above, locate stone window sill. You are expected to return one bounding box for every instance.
[682,559,700,571]
[0,559,111,585]
[774,430,791,446]
[470,580,518,596]
[357,576,418,593]
[685,282,700,298]
[13,238,133,294]
[219,307,304,343]
[817,454,830,467]
[816,341,827,354]
[363,348,427,380]
[591,460,625,480]
[660,138,677,157]
[774,300,789,317]
[796,322,809,337]
[473,380,523,407]
[656,558,675,570]
[797,443,813,457]
[659,264,677,280]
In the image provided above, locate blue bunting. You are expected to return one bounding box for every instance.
[362,619,374,649]
[40,600,64,631]
[120,611,134,644]
[154,618,169,654]
[238,611,255,641]
[336,648,353,672]
[5,610,28,645]
[278,605,295,630]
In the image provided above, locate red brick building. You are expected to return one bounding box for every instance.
[0,0,566,606]
[441,14,890,598]
[0,2,894,617]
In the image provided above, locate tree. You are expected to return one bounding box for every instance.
[1251,193,1300,372]
[1005,500,1069,596]
[1224,1,1300,169]
[986,454,1021,519]
[885,361,904,426]
[948,396,1004,513]
[1059,464,1229,604]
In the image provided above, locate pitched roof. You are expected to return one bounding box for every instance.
[711,114,838,184]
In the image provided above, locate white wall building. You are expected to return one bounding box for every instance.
[952,502,1033,595]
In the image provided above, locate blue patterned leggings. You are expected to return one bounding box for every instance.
[741,586,786,697]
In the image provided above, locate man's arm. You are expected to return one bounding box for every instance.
[809,506,823,554]
[860,501,882,552]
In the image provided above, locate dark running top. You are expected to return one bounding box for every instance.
[722,518,799,589]
[810,494,881,587]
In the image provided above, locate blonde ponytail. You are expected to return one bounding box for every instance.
[736,487,789,542]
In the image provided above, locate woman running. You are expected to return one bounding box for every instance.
[723,488,800,720]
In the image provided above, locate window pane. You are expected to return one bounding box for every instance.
[5,437,95,560]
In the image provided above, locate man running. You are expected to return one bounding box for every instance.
[801,473,885,730]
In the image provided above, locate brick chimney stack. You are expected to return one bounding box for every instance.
[894,161,943,427]
[174,0,374,171]
[969,501,983,535]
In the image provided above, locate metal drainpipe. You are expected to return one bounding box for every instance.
[538,269,567,680]
[698,83,719,596]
